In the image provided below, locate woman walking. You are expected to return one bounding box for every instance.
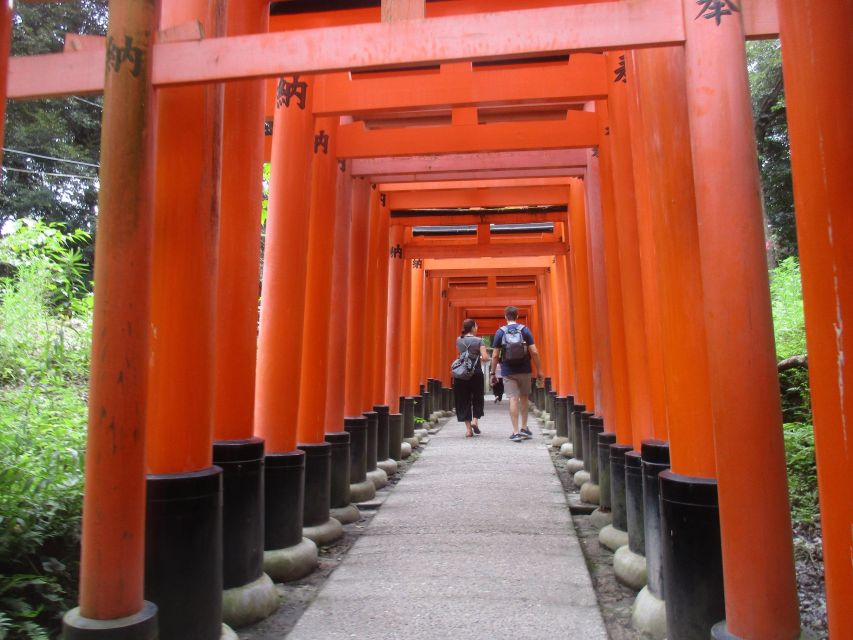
[453,319,489,437]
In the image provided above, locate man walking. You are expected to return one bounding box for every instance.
[489,306,543,442]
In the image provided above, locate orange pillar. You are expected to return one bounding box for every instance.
[144,0,224,636]
[360,189,383,410]
[255,75,314,454]
[683,7,801,636]
[429,276,442,380]
[539,272,556,382]
[344,179,372,416]
[297,116,339,444]
[555,251,577,395]
[398,256,413,405]
[548,265,565,393]
[409,261,425,395]
[0,0,12,161]
[558,250,580,396]
[568,179,595,410]
[437,277,449,388]
[605,52,655,451]
[324,159,353,430]
[624,53,669,440]
[371,199,391,406]
[778,4,853,634]
[69,0,157,629]
[385,225,406,405]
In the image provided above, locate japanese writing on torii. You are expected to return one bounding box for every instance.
[314,130,329,154]
[106,35,144,77]
[695,0,741,25]
[276,75,307,110]
[389,245,403,258]
[613,55,627,83]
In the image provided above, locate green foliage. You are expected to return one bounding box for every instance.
[783,422,819,525]
[0,220,90,638]
[769,256,806,360]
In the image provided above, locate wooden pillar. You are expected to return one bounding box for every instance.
[398,256,413,403]
[778,4,853,633]
[605,52,655,450]
[409,261,425,394]
[0,0,12,161]
[296,117,339,444]
[422,272,437,382]
[324,157,353,430]
[625,52,669,440]
[384,225,406,405]
[547,264,564,393]
[70,0,158,628]
[558,249,580,396]
[344,179,371,416]
[255,75,315,453]
[539,272,555,381]
[370,194,391,406]
[429,276,443,380]
[555,251,577,395]
[568,179,595,410]
[360,189,383,410]
[438,277,449,386]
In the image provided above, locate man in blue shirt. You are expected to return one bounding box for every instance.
[489,306,543,442]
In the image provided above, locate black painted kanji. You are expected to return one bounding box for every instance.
[338,159,346,172]
[390,244,404,258]
[695,0,741,25]
[106,35,144,77]
[276,75,307,109]
[314,130,329,154]
[412,258,424,268]
[613,55,627,83]
[380,193,387,206]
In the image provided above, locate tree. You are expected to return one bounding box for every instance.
[747,40,796,264]
[1,1,108,245]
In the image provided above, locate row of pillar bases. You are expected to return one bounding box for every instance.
[63,386,456,639]
[534,393,726,639]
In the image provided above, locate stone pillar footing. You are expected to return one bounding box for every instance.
[403,436,420,449]
[614,545,648,590]
[589,508,612,529]
[560,442,574,458]
[573,469,591,487]
[550,436,569,449]
[565,458,584,473]
[377,458,398,476]
[329,503,361,524]
[599,524,629,552]
[221,624,238,640]
[302,517,344,546]
[62,602,158,640]
[222,572,280,629]
[632,586,667,640]
[400,442,412,458]
[349,478,376,503]
[366,467,388,490]
[580,481,600,504]
[263,537,318,583]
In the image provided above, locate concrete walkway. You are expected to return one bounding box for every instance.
[287,399,608,640]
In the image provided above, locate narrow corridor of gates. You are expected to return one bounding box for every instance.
[3,1,849,639]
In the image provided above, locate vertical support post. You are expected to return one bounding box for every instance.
[385,225,406,405]
[777,2,853,635]
[0,0,12,161]
[547,266,563,396]
[409,261,425,395]
[555,251,577,395]
[568,179,595,411]
[64,0,159,634]
[399,256,413,405]
[370,197,391,406]
[361,189,384,410]
[681,5,801,636]
[344,179,372,416]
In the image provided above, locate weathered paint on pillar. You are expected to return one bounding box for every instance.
[409,260,425,394]
[568,179,595,411]
[0,0,12,161]
[255,75,315,454]
[584,150,613,422]
[539,272,556,382]
[625,52,669,440]
[146,0,223,474]
[77,0,157,619]
[632,47,714,477]
[548,264,565,393]
[558,249,580,395]
[438,277,449,386]
[324,153,353,430]
[605,52,655,450]
[429,276,443,380]
[369,192,391,406]
[344,179,372,416]
[399,256,413,401]
[778,3,853,633]
[555,250,577,395]
[385,224,406,405]
[213,0,267,443]
[297,116,340,444]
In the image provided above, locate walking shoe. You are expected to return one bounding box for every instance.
[519,428,533,439]
[509,433,524,442]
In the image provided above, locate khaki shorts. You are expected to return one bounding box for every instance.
[503,373,532,398]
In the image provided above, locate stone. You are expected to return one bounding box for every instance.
[573,469,590,487]
[329,504,361,524]
[560,442,574,458]
[403,436,420,449]
[377,458,398,476]
[614,545,648,590]
[579,482,600,505]
[221,624,238,640]
[632,586,667,639]
[598,524,629,552]
[303,517,344,546]
[588,508,612,529]
[565,458,584,473]
[222,573,280,629]
[550,436,569,449]
[349,478,376,503]
[400,442,412,458]
[367,467,389,490]
[263,537,318,583]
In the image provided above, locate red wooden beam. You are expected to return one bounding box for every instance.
[351,149,586,176]
[391,211,565,227]
[406,241,567,259]
[427,267,548,278]
[371,167,586,183]
[387,185,568,209]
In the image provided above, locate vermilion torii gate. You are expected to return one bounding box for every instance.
[3,1,849,639]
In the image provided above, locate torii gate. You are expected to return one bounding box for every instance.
[2,1,849,640]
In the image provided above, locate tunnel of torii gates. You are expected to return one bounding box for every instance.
[2,0,850,638]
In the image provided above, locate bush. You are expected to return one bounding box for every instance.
[783,422,819,525]
[0,220,90,638]
[769,256,806,360]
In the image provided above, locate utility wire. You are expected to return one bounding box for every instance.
[71,96,103,109]
[3,166,99,181]
[2,147,100,168]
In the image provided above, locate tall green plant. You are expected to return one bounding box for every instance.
[769,256,806,360]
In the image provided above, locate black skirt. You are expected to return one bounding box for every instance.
[452,367,485,422]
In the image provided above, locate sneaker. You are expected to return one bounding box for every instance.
[519,428,533,439]
[509,433,524,442]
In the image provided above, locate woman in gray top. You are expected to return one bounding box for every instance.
[453,318,490,437]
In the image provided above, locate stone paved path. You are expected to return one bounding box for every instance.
[287,399,609,640]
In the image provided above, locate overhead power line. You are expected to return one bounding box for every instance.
[3,147,100,168]
[3,166,99,181]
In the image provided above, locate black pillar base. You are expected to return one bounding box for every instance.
[660,470,724,639]
[609,444,633,531]
[554,396,568,438]
[413,394,425,420]
[62,602,158,640]
[581,411,594,469]
[589,417,604,482]
[344,416,368,483]
[264,451,305,551]
[297,443,331,528]
[641,439,670,598]
[625,450,645,555]
[145,467,223,640]
[362,411,379,472]
[373,405,390,462]
[572,404,586,460]
[213,438,265,590]
[402,397,415,439]
[388,413,404,461]
[596,432,617,510]
[324,432,351,508]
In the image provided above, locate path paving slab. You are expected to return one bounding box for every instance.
[286,401,608,640]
